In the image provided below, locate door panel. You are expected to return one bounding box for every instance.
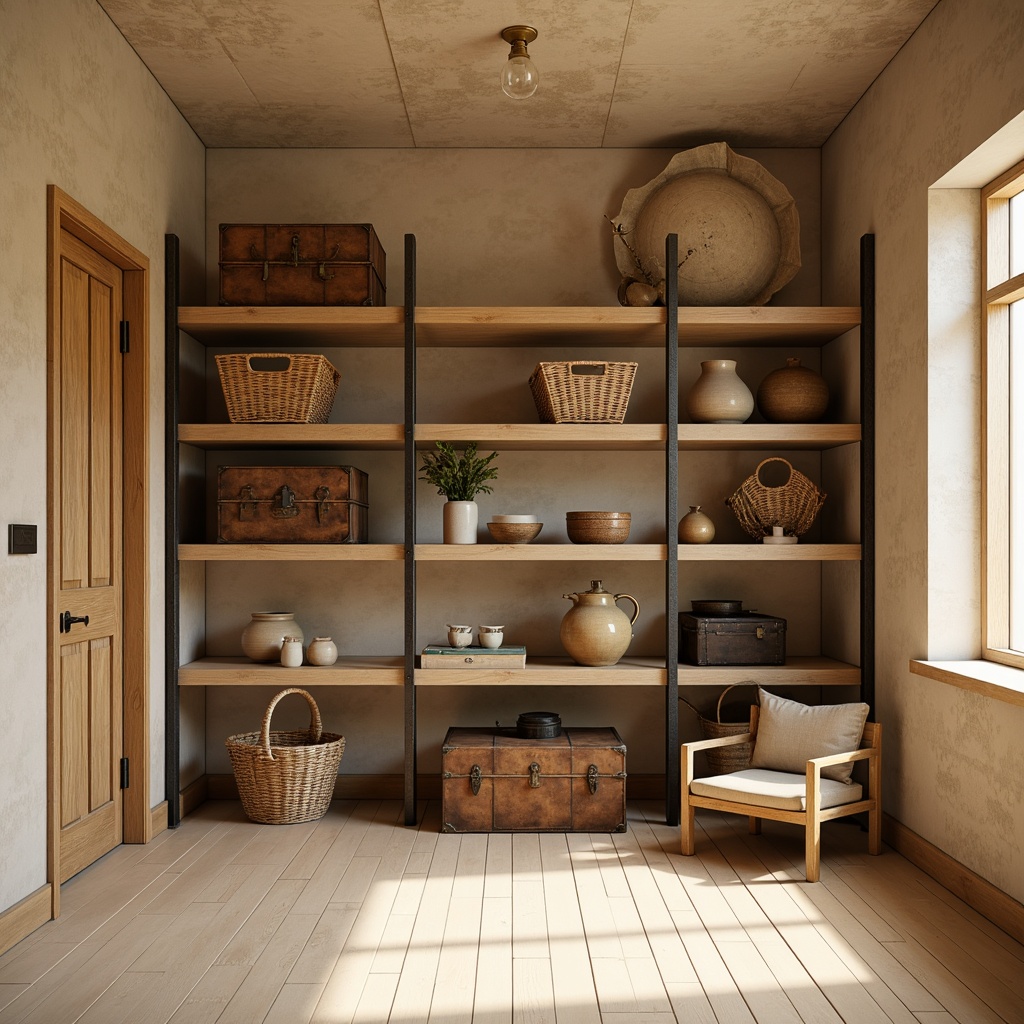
[56,229,123,883]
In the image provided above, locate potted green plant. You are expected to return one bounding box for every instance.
[419,440,499,543]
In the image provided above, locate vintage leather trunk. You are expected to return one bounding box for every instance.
[441,726,626,833]
[217,465,368,543]
[219,224,386,306]
[679,612,786,666]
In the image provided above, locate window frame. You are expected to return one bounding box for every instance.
[983,158,1024,670]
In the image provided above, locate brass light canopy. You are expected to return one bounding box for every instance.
[500,25,539,99]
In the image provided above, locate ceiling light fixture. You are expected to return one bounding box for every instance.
[500,25,539,99]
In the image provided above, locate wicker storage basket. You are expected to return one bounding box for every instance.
[216,353,341,424]
[680,683,756,775]
[225,687,345,824]
[529,360,637,423]
[725,457,826,539]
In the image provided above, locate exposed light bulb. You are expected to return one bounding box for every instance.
[499,26,539,99]
[501,54,539,99]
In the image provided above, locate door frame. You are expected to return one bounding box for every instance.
[46,185,150,917]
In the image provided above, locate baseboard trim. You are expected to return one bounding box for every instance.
[199,772,667,804]
[149,801,168,839]
[0,885,52,958]
[883,813,1024,945]
[180,775,209,819]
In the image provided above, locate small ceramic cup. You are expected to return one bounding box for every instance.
[447,624,473,648]
[280,636,303,668]
[478,625,505,648]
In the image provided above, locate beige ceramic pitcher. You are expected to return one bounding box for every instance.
[560,579,640,667]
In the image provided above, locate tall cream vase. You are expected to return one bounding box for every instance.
[443,500,478,544]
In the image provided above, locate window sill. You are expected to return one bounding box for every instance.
[910,659,1024,708]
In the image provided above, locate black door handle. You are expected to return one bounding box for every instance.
[59,610,90,634]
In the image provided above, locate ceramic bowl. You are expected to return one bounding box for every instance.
[490,514,538,523]
[487,521,543,544]
[565,511,631,544]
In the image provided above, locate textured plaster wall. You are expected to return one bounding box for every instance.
[822,0,1024,901]
[0,0,204,913]
[201,149,830,781]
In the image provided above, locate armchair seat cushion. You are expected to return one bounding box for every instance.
[690,769,864,811]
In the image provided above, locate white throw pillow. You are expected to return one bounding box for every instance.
[749,688,869,784]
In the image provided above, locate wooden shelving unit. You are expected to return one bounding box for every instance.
[165,232,874,831]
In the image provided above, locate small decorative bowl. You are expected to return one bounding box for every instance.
[487,521,543,544]
[565,511,631,544]
[490,514,538,523]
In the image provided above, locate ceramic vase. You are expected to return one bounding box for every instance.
[443,500,478,544]
[685,359,754,423]
[242,612,303,662]
[756,357,829,422]
[307,636,338,666]
[678,505,716,544]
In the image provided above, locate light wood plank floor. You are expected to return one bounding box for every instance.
[1,800,1021,1024]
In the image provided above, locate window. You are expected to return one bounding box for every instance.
[983,160,1024,668]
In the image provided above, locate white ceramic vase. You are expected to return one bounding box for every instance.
[685,359,754,423]
[443,500,478,544]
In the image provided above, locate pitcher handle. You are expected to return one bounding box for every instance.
[615,593,640,627]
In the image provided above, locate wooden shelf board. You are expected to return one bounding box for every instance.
[415,656,667,685]
[679,544,861,561]
[678,657,860,686]
[677,424,861,450]
[412,306,860,347]
[412,654,860,686]
[177,305,860,349]
[176,306,405,346]
[415,543,665,561]
[415,424,667,450]
[179,543,405,561]
[179,423,404,450]
[178,656,404,686]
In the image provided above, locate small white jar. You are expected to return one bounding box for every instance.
[280,636,303,667]
[307,636,338,666]
[478,625,505,648]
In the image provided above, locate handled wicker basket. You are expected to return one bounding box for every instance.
[680,683,757,775]
[529,360,637,423]
[226,687,345,824]
[216,352,341,424]
[725,456,826,539]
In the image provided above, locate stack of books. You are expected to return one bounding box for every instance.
[420,643,527,669]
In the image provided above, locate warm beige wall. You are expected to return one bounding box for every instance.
[206,148,820,307]
[200,149,832,784]
[0,0,205,913]
[822,0,1024,902]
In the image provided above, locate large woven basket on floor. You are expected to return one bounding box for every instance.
[226,687,345,824]
[529,360,637,423]
[680,683,756,774]
[725,456,826,539]
[216,352,341,423]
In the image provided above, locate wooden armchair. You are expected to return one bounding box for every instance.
[681,704,881,882]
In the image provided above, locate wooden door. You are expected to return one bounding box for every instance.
[55,228,124,882]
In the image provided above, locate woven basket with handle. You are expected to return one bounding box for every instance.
[680,683,757,775]
[725,456,826,539]
[529,360,637,423]
[216,352,341,423]
[225,687,345,824]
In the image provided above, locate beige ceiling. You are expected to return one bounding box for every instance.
[97,0,940,149]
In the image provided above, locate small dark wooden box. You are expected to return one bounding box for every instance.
[441,726,626,833]
[219,223,386,306]
[679,612,787,666]
[217,465,368,543]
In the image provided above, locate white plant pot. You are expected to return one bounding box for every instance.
[443,500,478,544]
